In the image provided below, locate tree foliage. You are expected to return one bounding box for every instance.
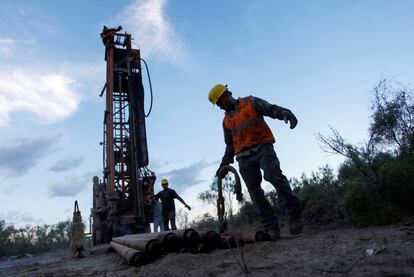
[0,220,72,257]
[198,173,240,220]
[369,79,414,155]
[314,79,414,226]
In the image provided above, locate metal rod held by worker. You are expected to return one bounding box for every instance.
[216,165,243,233]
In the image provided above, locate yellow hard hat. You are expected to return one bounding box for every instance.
[208,84,228,104]
[161,178,169,185]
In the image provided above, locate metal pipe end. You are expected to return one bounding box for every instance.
[147,239,164,257]
[227,236,243,248]
[183,229,200,246]
[202,231,221,249]
[164,234,180,251]
[190,244,208,254]
[255,230,266,242]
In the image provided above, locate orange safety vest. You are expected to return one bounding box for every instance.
[223,96,275,154]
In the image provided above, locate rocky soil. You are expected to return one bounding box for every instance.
[1,219,414,277]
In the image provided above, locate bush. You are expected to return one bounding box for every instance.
[0,220,71,257]
[190,213,218,231]
[228,201,258,227]
[343,180,403,226]
[382,154,414,213]
[336,152,414,226]
[293,166,345,226]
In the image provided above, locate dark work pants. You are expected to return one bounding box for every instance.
[237,143,301,231]
[162,210,177,231]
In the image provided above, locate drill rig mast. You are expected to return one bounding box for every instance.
[92,26,155,245]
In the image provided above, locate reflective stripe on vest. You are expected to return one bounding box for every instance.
[223,96,275,154]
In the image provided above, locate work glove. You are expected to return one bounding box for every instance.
[216,164,228,177]
[281,110,298,129]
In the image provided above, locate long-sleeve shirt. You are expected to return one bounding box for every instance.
[220,96,290,166]
[155,188,179,214]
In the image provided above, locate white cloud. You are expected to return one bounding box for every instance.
[0,38,16,58]
[48,155,85,172]
[158,160,214,192]
[0,37,36,59]
[48,180,86,197]
[118,0,187,65]
[0,67,80,126]
[47,171,99,197]
[0,133,63,177]
[2,211,37,226]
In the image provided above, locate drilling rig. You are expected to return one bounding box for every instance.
[92,26,156,245]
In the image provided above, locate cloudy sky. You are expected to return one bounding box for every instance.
[1,0,414,227]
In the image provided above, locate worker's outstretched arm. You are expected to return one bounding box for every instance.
[176,196,191,210]
[252,96,298,129]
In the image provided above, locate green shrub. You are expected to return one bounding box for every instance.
[382,154,414,213]
[190,213,218,231]
[229,201,258,226]
[0,220,71,257]
[292,166,344,225]
[343,180,402,226]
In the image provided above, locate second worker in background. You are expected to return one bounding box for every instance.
[155,178,191,230]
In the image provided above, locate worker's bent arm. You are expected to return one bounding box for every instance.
[252,96,291,120]
[220,122,235,167]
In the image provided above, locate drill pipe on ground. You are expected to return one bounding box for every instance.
[220,235,243,249]
[124,231,180,252]
[112,236,163,257]
[219,237,230,249]
[110,241,153,266]
[170,228,200,247]
[177,246,190,254]
[226,230,271,244]
[190,243,208,254]
[255,230,272,242]
[199,230,222,250]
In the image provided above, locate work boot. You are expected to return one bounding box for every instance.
[289,214,303,235]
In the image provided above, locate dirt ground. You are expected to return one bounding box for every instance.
[1,219,414,277]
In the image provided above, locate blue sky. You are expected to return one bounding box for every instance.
[1,0,413,227]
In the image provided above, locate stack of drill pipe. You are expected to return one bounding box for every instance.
[110,241,153,266]
[124,231,180,252]
[112,235,164,257]
[111,228,267,267]
[199,230,222,251]
[169,228,200,248]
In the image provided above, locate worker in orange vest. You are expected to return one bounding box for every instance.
[209,84,302,241]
